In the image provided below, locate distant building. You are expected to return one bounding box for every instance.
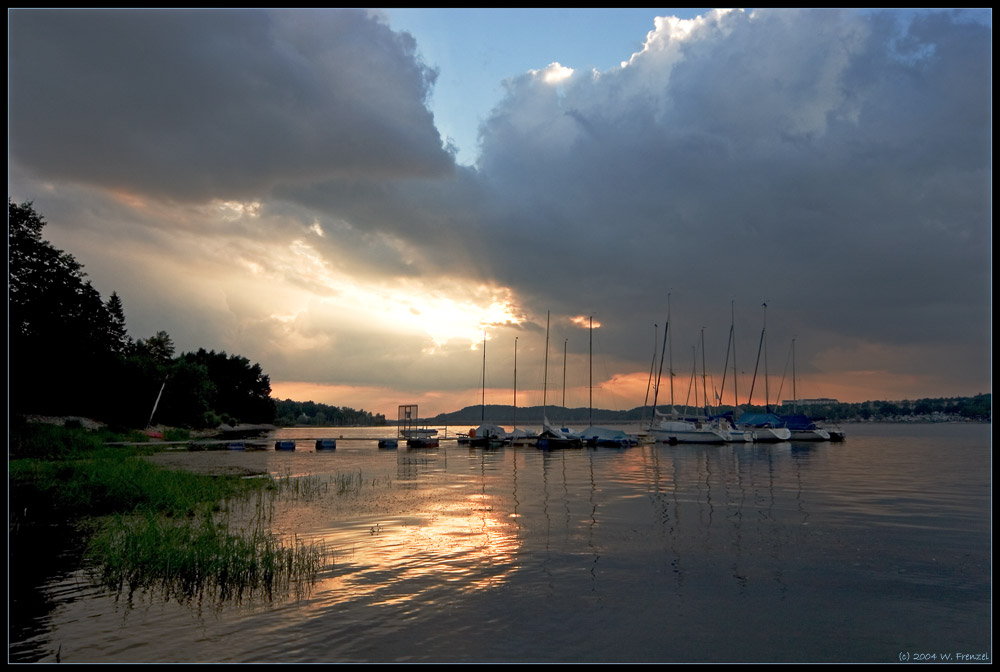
[781,398,839,407]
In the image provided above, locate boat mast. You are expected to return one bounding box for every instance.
[589,316,594,426]
[701,327,709,415]
[542,311,550,421]
[718,300,740,412]
[513,337,518,434]
[481,330,487,423]
[562,338,568,408]
[651,309,670,428]
[642,323,658,426]
[792,338,797,413]
[732,300,739,409]
[668,293,675,409]
[763,303,770,412]
[684,345,696,411]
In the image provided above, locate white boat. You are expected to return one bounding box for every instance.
[508,427,538,446]
[780,340,832,441]
[536,311,583,449]
[467,332,506,448]
[717,301,753,443]
[470,423,508,448]
[740,303,790,442]
[736,412,791,442]
[650,410,731,444]
[579,316,637,448]
[537,418,583,449]
[782,411,831,441]
[578,425,638,447]
[651,322,731,444]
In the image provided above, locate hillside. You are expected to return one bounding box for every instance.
[425,394,991,426]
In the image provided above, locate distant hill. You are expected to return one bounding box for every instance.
[420,394,991,426]
[427,405,645,427]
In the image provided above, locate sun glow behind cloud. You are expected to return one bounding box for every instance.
[384,284,523,351]
[245,235,524,352]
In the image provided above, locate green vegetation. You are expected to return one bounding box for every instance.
[89,511,324,604]
[275,398,386,427]
[10,423,326,606]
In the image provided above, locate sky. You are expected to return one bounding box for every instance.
[8,8,992,420]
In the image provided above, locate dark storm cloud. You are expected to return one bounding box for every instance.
[463,9,990,389]
[9,8,454,202]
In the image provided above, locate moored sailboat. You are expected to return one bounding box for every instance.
[578,315,638,448]
[537,311,582,449]
[647,298,731,444]
[780,339,833,441]
[739,303,790,442]
[469,331,508,448]
[718,300,753,442]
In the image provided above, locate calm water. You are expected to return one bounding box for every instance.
[9,423,992,663]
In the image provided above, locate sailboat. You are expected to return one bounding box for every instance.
[509,336,537,446]
[717,301,754,442]
[648,297,731,444]
[577,316,638,447]
[738,303,791,442]
[780,339,832,441]
[469,331,508,448]
[537,311,582,449]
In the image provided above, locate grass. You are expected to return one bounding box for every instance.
[10,421,328,607]
[89,510,325,604]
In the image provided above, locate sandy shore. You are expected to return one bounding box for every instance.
[146,450,275,477]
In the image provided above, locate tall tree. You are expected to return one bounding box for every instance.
[104,292,132,356]
[9,200,112,416]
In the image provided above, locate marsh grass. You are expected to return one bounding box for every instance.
[89,509,326,606]
[10,424,327,608]
[11,424,395,610]
[269,469,392,499]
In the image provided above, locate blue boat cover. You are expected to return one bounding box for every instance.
[779,414,820,430]
[737,412,786,427]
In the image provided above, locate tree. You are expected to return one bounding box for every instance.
[9,200,114,416]
[180,349,275,424]
[135,330,175,364]
[104,292,132,356]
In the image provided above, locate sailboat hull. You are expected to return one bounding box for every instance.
[750,427,791,442]
[651,421,730,444]
[789,429,830,441]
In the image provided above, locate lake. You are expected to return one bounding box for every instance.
[8,423,992,663]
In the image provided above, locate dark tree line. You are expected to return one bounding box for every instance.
[9,200,275,428]
[274,399,385,427]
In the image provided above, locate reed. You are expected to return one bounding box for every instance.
[88,509,326,604]
[10,423,326,606]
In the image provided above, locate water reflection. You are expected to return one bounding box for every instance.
[10,425,991,663]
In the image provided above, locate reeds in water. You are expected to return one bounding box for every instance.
[89,509,326,605]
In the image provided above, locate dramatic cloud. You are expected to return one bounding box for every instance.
[8,9,991,415]
[10,9,453,202]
